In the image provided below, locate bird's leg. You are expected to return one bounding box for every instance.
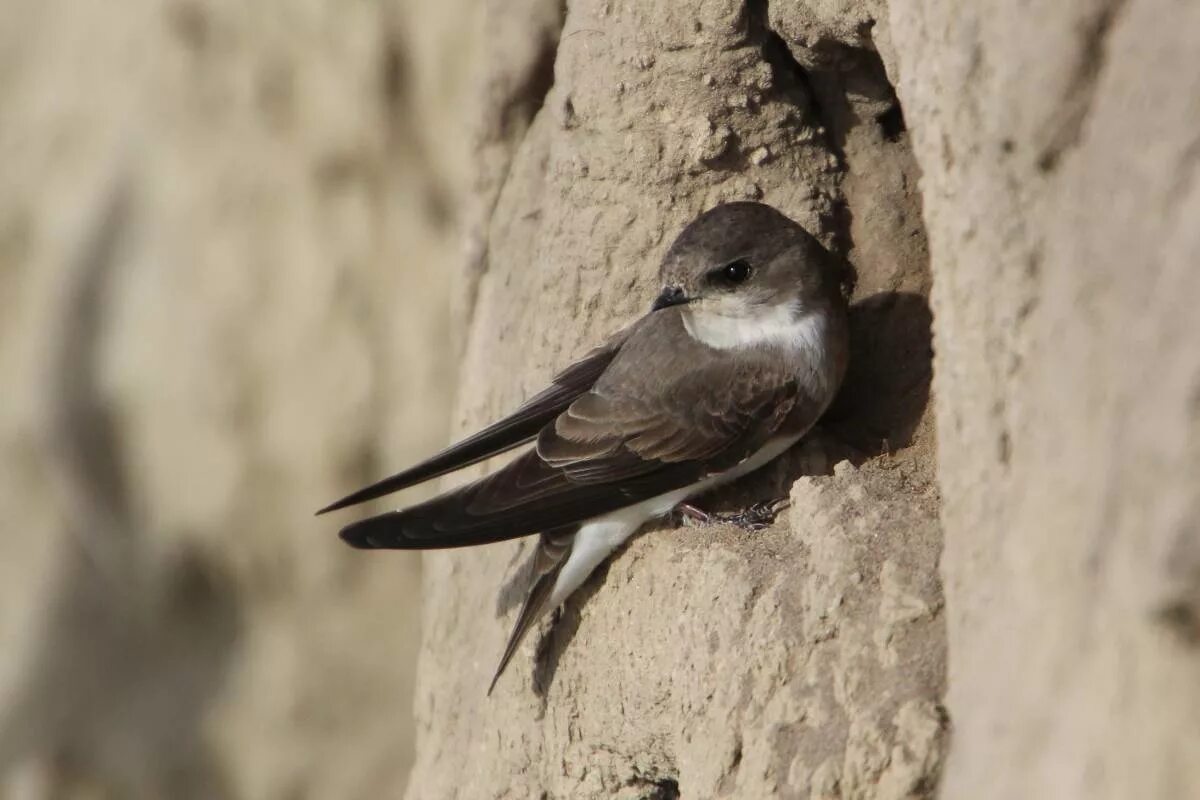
[672,498,791,531]
[721,497,791,530]
[674,503,713,526]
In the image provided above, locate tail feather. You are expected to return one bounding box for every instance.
[487,530,573,695]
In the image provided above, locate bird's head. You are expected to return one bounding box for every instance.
[652,202,847,347]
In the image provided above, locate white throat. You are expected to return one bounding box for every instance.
[682,299,814,350]
[683,300,834,396]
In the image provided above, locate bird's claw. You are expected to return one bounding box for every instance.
[673,498,791,531]
[720,498,791,530]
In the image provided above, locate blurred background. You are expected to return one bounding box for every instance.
[0,0,480,796]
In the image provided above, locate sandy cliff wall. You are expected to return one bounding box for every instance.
[405,1,945,797]
[406,0,1200,798]
[889,0,1200,796]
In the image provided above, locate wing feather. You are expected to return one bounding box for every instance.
[317,330,629,514]
[340,358,803,549]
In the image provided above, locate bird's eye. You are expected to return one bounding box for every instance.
[712,258,752,286]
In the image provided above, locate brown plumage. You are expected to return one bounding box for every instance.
[320,201,850,691]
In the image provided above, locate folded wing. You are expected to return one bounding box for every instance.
[317,331,629,514]
[338,346,802,549]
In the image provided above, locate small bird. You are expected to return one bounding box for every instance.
[319,202,850,692]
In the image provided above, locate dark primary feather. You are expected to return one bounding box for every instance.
[339,310,811,550]
[316,333,628,514]
[338,448,701,549]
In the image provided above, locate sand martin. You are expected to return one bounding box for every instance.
[319,202,850,692]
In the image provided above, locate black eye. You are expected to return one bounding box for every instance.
[709,258,752,286]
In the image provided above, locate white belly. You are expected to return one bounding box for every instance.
[547,434,801,607]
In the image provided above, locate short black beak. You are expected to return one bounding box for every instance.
[652,285,690,311]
